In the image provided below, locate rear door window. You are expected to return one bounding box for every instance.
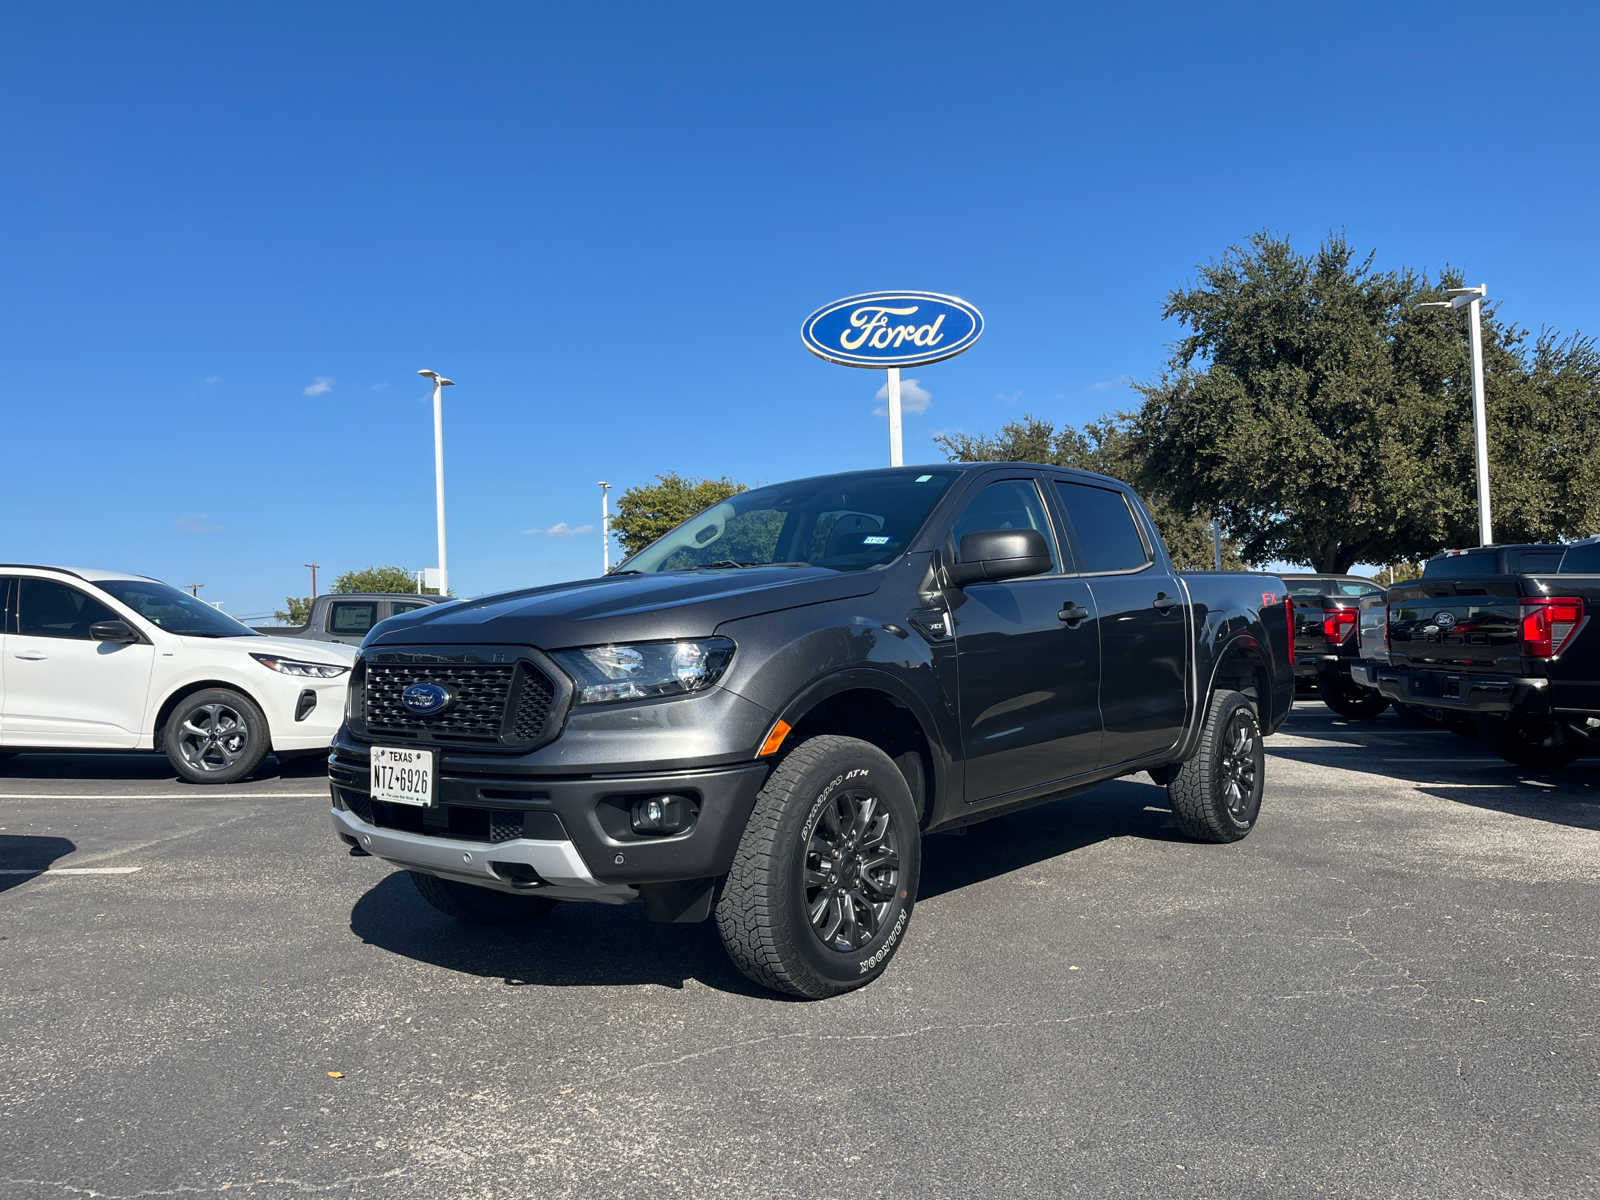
[1558,542,1600,573]
[1054,481,1151,573]
[389,601,429,617]
[328,601,378,635]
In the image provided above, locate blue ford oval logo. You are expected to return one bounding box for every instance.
[400,681,453,715]
[1433,611,1457,629]
[801,290,984,368]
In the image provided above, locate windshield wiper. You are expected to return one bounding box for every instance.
[703,560,750,569]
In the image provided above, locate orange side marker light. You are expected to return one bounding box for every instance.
[758,719,792,757]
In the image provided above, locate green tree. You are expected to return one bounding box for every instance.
[612,472,749,559]
[274,595,312,624]
[332,565,442,595]
[935,414,1248,570]
[1130,231,1600,572]
[1375,562,1422,586]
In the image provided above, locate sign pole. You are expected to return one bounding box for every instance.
[886,367,903,467]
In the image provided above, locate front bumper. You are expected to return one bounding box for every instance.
[1374,664,1549,716]
[328,743,769,892]
[263,676,351,752]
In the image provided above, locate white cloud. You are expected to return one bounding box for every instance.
[203,375,222,384]
[523,521,596,536]
[1090,374,1133,392]
[872,377,932,416]
[995,389,1021,404]
[174,513,223,534]
[304,376,334,396]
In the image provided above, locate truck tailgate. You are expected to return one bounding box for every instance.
[1386,579,1576,673]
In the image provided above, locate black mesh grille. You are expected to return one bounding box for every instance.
[512,671,557,742]
[360,658,562,748]
[488,811,523,843]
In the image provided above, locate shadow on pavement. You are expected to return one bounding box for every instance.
[918,777,1183,901]
[348,870,776,998]
[0,750,328,782]
[0,834,77,894]
[1271,703,1600,827]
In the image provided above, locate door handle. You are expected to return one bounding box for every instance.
[1152,592,1180,613]
[1058,602,1090,627]
[14,651,47,660]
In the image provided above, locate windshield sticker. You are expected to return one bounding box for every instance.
[915,474,932,482]
[862,535,890,545]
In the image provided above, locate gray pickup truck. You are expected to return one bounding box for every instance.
[253,593,448,646]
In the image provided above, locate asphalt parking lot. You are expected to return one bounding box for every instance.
[1,702,1596,1200]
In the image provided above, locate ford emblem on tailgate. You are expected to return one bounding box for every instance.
[1433,611,1457,629]
[400,681,453,715]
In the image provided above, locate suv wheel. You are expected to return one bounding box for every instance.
[162,688,269,784]
[716,734,920,998]
[409,871,558,923]
[1168,689,1265,842]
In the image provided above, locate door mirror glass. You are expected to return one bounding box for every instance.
[89,619,140,643]
[949,529,1053,585]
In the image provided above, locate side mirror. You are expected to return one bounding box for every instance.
[948,528,1053,585]
[89,619,139,644]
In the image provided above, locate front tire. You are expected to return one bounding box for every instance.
[716,734,920,999]
[162,688,270,784]
[1319,673,1389,719]
[1168,689,1265,843]
[409,871,558,923]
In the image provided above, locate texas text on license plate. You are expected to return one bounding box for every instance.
[370,746,434,807]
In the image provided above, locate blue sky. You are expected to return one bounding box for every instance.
[5,1,1597,615]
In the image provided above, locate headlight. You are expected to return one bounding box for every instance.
[250,653,350,679]
[550,637,735,705]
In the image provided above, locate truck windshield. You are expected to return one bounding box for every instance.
[618,469,959,574]
[97,579,258,637]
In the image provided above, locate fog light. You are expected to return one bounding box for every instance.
[630,794,695,835]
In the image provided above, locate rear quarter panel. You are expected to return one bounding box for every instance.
[1177,572,1295,742]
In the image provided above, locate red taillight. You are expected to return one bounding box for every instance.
[1519,596,1585,657]
[1285,596,1294,666]
[1321,607,1357,644]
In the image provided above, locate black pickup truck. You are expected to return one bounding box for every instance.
[1283,574,1387,718]
[1372,540,1599,767]
[328,463,1294,997]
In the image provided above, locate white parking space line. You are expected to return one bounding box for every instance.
[0,866,143,875]
[0,791,327,800]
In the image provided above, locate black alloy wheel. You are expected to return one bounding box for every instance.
[802,785,901,953]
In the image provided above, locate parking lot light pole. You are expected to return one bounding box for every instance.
[1417,285,1492,546]
[416,370,455,595]
[598,481,611,573]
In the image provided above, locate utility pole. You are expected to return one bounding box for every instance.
[1417,284,1493,546]
[598,481,612,573]
[417,369,455,595]
[305,562,319,598]
[187,584,203,597]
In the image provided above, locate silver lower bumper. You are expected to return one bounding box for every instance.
[330,807,636,903]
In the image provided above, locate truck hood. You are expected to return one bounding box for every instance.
[174,634,359,664]
[364,566,884,649]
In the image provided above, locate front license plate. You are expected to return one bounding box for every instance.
[370,746,435,807]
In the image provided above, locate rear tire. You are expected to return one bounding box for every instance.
[1489,719,1585,771]
[1319,674,1389,720]
[162,688,270,784]
[409,871,558,923]
[716,734,920,999]
[1168,689,1265,843]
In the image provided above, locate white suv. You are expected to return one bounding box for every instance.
[0,566,355,783]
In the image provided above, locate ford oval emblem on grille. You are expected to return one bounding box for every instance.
[1433,611,1457,629]
[400,681,453,716]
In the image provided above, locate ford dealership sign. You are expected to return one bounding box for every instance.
[801,291,983,368]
